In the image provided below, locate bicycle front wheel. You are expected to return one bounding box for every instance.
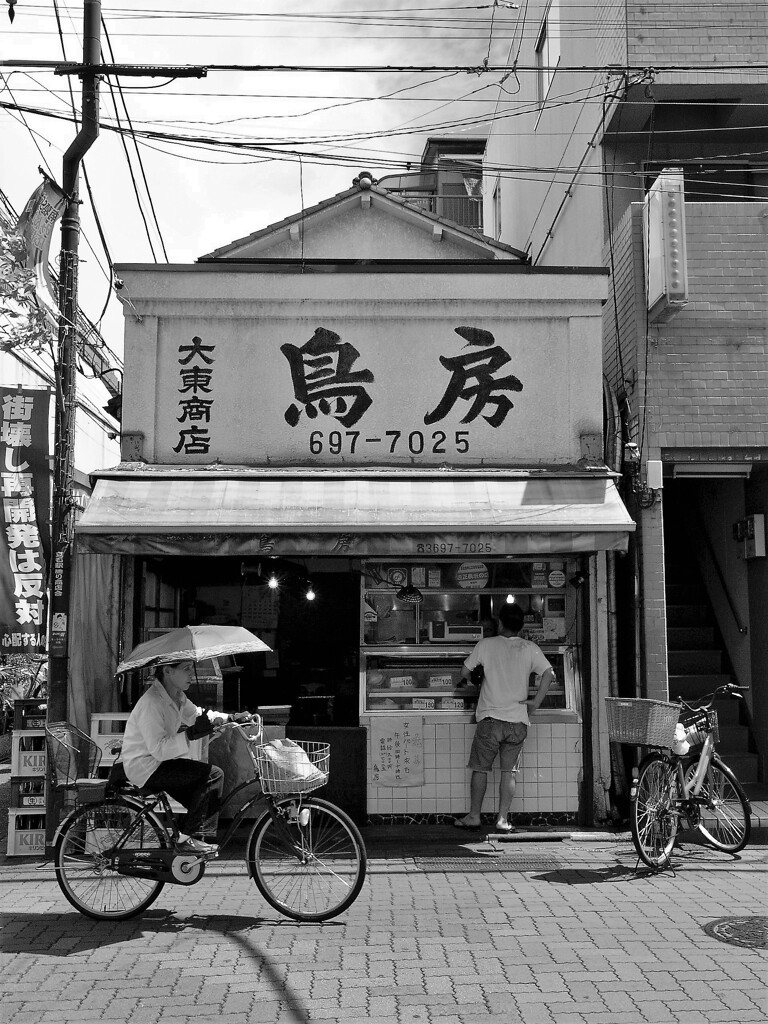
[246,796,366,921]
[630,753,679,870]
[686,756,751,853]
[55,797,168,921]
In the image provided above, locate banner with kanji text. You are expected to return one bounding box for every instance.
[0,387,51,654]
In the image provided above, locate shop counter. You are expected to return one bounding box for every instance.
[286,726,367,826]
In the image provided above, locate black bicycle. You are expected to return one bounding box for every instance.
[48,721,367,922]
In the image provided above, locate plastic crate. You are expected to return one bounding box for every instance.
[10,731,46,776]
[90,713,130,765]
[13,700,47,730]
[10,777,46,807]
[605,698,680,748]
[6,809,46,856]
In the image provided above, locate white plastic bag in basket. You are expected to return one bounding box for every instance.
[261,739,325,783]
[671,723,690,756]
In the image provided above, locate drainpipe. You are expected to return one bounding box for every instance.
[603,379,628,806]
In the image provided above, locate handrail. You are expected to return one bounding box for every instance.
[696,517,748,635]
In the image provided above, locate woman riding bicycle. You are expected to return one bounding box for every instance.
[110,659,249,856]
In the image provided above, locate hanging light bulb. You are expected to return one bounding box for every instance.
[305,583,316,601]
[267,575,279,590]
[506,593,516,604]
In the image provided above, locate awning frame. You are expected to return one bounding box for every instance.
[76,465,635,557]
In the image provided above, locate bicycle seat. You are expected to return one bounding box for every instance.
[107,762,161,799]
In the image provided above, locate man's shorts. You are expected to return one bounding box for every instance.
[467,717,528,772]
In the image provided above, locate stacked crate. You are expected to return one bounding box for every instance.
[6,700,47,856]
[89,713,130,774]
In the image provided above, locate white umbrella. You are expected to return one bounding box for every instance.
[115,624,271,674]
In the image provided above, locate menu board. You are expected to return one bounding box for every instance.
[370,717,425,787]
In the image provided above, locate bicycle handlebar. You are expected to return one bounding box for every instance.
[676,681,749,710]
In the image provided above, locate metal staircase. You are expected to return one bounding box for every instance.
[665,562,761,785]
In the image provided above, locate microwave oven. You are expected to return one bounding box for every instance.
[428,622,484,643]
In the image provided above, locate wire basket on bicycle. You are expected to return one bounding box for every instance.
[46,722,109,805]
[679,706,719,746]
[604,698,680,748]
[252,739,330,795]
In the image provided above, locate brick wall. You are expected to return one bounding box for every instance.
[647,203,768,450]
[626,0,767,71]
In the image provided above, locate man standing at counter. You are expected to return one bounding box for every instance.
[454,603,555,833]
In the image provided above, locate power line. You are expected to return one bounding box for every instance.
[101,15,168,261]
[3,59,768,73]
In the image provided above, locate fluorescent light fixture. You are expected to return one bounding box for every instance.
[671,464,752,479]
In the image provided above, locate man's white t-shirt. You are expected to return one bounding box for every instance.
[464,635,552,726]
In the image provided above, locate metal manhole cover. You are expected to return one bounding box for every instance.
[702,916,768,949]
[415,857,561,872]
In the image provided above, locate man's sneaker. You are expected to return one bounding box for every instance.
[175,836,218,856]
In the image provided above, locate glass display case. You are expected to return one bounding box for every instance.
[363,648,477,713]
[360,559,583,716]
[361,645,577,714]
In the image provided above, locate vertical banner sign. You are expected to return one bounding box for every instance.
[370,717,425,787]
[15,175,67,324]
[0,387,51,654]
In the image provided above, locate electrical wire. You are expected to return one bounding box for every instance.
[638,101,657,467]
[602,78,629,404]
[101,15,168,261]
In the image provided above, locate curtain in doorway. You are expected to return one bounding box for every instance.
[67,550,123,735]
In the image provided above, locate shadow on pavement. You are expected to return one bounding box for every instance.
[530,864,641,885]
[0,906,336,956]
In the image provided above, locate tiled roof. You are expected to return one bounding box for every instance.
[199,177,527,262]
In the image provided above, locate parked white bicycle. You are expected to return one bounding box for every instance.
[607,683,752,870]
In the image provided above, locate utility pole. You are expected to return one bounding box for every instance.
[45,7,207,730]
[47,0,102,724]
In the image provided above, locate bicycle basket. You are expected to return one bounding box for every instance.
[679,708,719,747]
[254,740,330,795]
[605,698,680,747]
[46,722,102,788]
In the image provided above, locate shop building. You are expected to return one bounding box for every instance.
[72,174,634,824]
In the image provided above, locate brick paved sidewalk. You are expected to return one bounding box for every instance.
[1,818,766,1024]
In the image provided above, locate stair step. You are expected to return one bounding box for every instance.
[666,605,711,627]
[713,753,760,786]
[717,724,751,749]
[668,650,723,674]
[668,626,716,649]
[666,583,708,604]
[668,674,732,700]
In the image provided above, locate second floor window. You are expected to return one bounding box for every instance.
[536,0,560,110]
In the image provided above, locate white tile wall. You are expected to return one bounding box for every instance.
[364,717,582,815]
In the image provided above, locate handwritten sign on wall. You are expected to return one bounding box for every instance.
[370,717,424,787]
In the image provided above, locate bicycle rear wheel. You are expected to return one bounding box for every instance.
[630,753,679,870]
[55,797,168,921]
[686,756,751,853]
[246,796,366,921]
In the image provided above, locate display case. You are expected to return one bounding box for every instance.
[360,558,582,717]
[361,644,577,715]
[363,648,478,713]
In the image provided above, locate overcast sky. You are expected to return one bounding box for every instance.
[1,1,522,352]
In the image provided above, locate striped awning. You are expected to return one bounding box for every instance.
[76,470,634,557]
